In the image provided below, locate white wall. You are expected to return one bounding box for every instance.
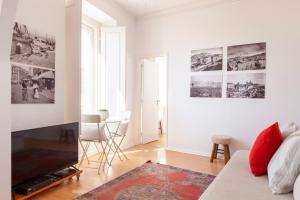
[65,0,81,123]
[11,0,65,131]
[0,0,18,198]
[86,0,139,149]
[136,0,300,155]
[0,0,3,15]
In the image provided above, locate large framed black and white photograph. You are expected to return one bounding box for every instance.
[190,75,223,98]
[227,42,266,71]
[227,73,266,98]
[10,22,55,104]
[191,47,223,72]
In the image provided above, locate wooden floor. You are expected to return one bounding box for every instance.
[32,135,224,200]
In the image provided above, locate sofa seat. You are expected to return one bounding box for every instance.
[200,150,293,200]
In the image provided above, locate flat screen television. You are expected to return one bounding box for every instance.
[12,122,79,187]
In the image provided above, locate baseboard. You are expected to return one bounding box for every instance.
[166,146,210,157]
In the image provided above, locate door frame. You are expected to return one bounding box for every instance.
[139,54,169,147]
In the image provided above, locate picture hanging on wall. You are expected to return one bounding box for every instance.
[191,47,223,72]
[226,73,266,98]
[190,74,223,98]
[227,42,266,71]
[10,22,55,104]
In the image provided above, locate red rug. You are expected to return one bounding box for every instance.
[75,161,215,200]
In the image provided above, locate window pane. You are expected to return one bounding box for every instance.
[81,25,96,114]
[100,27,125,117]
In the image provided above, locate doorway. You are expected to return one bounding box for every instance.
[141,56,168,147]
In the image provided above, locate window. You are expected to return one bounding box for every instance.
[81,22,98,114]
[100,27,126,117]
[81,16,126,117]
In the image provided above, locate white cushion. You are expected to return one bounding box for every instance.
[280,122,299,139]
[294,175,300,200]
[80,124,107,141]
[268,130,300,194]
[291,130,300,137]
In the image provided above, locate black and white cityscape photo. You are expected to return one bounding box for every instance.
[10,22,56,104]
[11,65,55,104]
[227,73,266,98]
[227,42,266,71]
[191,47,223,72]
[190,75,222,98]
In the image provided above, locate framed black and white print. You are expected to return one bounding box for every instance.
[190,74,223,98]
[226,73,266,98]
[10,22,56,104]
[227,42,266,71]
[191,47,223,72]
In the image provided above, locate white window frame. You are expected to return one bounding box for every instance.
[81,15,126,117]
[81,16,101,114]
[100,27,126,117]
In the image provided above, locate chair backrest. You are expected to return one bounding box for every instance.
[81,114,106,141]
[118,111,131,121]
[82,114,101,124]
[117,111,131,136]
[81,123,107,141]
[117,121,129,136]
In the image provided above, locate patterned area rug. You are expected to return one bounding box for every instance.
[75,161,215,200]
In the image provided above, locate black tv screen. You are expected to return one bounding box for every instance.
[12,122,79,187]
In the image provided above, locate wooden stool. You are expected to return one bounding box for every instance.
[210,135,232,164]
[159,120,163,135]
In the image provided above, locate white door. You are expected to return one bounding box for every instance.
[141,59,159,144]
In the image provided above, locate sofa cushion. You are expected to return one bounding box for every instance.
[280,122,300,139]
[294,174,300,200]
[200,150,292,200]
[268,130,300,194]
[249,122,283,176]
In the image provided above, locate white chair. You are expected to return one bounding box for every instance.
[107,111,131,165]
[79,114,110,174]
[118,111,131,121]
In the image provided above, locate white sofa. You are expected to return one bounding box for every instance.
[200,150,293,200]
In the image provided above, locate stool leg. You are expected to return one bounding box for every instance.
[210,144,217,163]
[224,144,230,164]
[159,120,163,135]
[214,144,219,159]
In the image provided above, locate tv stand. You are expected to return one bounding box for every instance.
[13,166,82,200]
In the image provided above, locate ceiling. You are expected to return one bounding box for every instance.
[113,0,231,17]
[82,0,116,23]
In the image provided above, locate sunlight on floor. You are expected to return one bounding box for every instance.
[33,134,224,200]
[157,147,167,164]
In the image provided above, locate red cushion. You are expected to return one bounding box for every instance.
[249,122,283,176]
